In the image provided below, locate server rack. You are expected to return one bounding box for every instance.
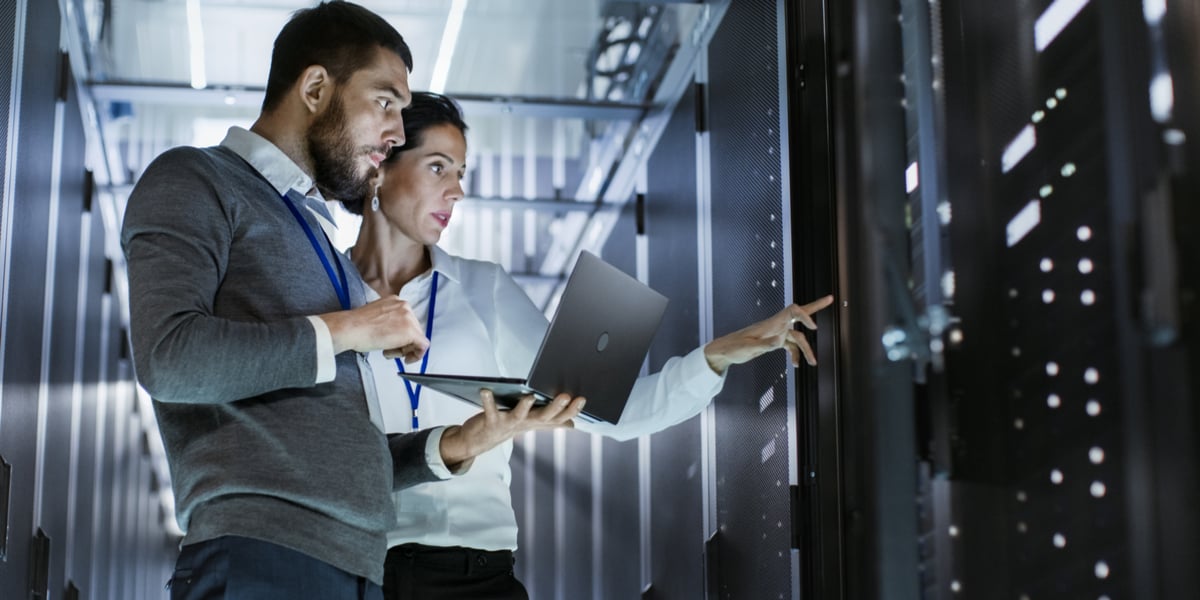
[0,1,179,598]
[811,0,1200,597]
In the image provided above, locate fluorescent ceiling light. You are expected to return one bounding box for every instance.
[430,0,469,93]
[186,0,206,89]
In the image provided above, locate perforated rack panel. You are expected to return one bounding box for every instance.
[708,0,795,598]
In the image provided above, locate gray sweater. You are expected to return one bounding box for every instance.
[121,145,435,584]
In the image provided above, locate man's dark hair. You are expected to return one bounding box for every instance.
[262,1,413,112]
[343,92,468,215]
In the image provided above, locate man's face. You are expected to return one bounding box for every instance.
[307,46,410,201]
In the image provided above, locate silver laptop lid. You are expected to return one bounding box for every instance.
[526,251,668,424]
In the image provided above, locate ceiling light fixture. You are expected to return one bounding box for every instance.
[429,0,468,93]
[186,0,207,90]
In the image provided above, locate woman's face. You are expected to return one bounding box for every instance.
[376,123,467,246]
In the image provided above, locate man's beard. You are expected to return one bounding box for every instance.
[307,92,375,202]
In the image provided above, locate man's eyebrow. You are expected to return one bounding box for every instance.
[372,80,408,103]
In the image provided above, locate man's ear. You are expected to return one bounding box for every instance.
[297,65,333,114]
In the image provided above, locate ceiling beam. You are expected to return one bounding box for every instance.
[460,196,617,213]
[102,184,616,215]
[88,81,648,120]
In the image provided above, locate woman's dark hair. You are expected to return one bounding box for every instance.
[343,92,468,215]
[262,1,414,112]
[388,92,469,161]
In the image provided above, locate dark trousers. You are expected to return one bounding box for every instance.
[383,544,528,600]
[167,535,383,600]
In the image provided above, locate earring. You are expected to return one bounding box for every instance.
[370,189,380,212]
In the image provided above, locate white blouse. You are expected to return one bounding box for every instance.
[365,245,725,551]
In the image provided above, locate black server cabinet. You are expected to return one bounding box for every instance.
[814,0,1200,597]
[930,0,1195,597]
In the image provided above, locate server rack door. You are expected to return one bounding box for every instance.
[644,81,705,600]
[784,0,845,597]
[67,209,109,596]
[597,202,644,600]
[707,0,810,597]
[36,47,95,600]
[0,0,64,597]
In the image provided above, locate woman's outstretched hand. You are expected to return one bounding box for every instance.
[703,295,835,374]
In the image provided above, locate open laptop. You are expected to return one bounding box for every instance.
[397,251,668,424]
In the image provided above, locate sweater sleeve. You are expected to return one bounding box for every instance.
[121,148,320,403]
[386,427,452,489]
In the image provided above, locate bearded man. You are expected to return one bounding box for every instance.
[121,3,581,598]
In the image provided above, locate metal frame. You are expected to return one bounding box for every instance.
[1152,0,1200,590]
[775,0,802,594]
[826,0,921,596]
[64,207,94,584]
[88,82,650,121]
[785,0,846,597]
[88,290,113,594]
[1096,1,1160,596]
[32,53,69,536]
[459,196,617,213]
[0,0,29,417]
[1096,0,1199,596]
[931,2,1013,597]
[536,1,730,283]
[694,52,718,600]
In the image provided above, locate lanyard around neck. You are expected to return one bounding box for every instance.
[395,270,439,430]
[279,192,350,310]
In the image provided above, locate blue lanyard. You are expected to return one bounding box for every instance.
[279,192,350,310]
[395,271,439,430]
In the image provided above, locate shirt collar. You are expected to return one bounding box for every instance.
[346,244,463,290]
[219,126,315,198]
[428,245,462,283]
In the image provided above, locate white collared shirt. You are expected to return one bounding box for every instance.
[364,246,725,550]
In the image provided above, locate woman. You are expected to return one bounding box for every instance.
[346,92,832,599]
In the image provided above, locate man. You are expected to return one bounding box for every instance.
[121,3,581,599]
